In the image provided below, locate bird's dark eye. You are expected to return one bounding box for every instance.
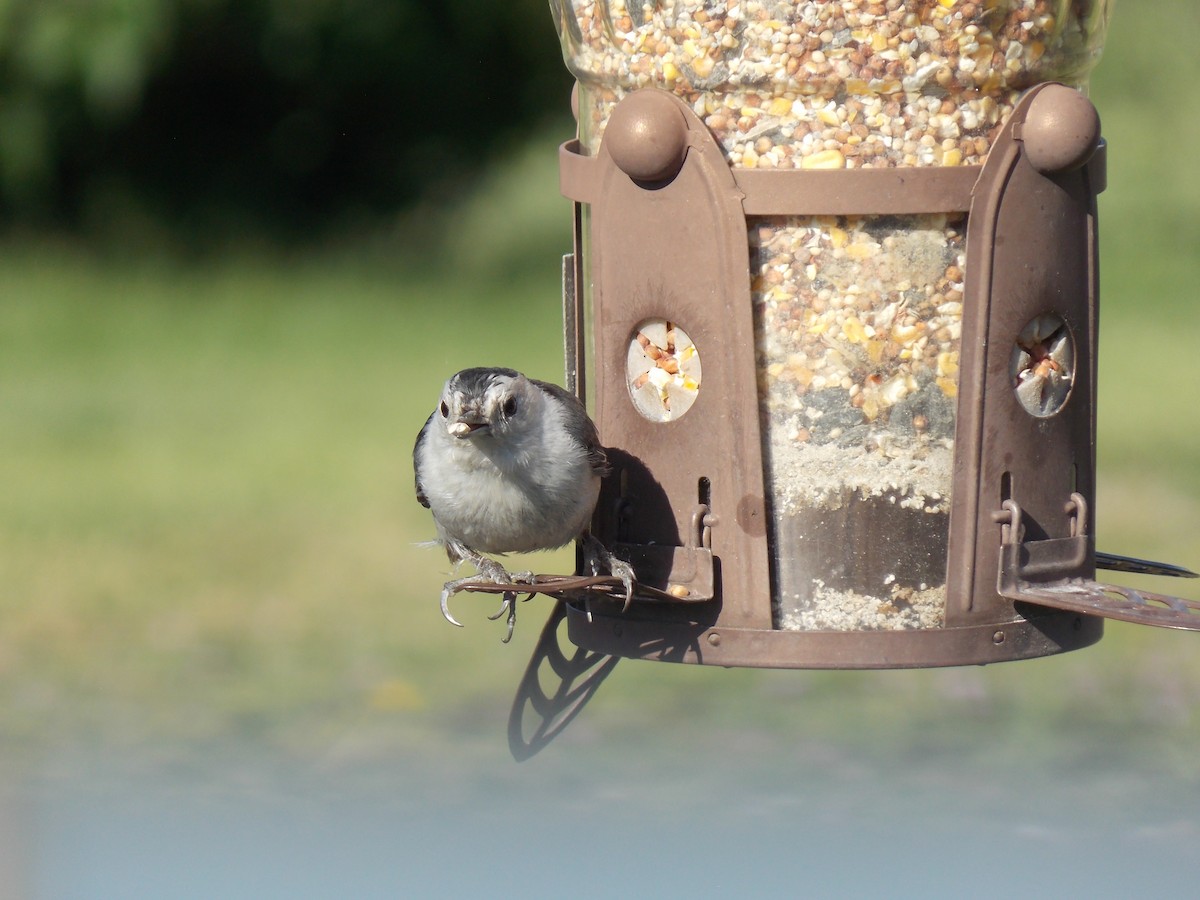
[439,401,449,417]
[502,397,517,417]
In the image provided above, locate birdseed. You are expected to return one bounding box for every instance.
[560,0,1107,169]
[752,212,963,630]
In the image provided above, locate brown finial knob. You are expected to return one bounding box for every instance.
[605,90,689,183]
[1022,85,1101,175]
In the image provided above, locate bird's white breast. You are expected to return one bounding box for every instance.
[417,398,600,554]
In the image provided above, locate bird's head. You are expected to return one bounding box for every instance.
[436,367,538,442]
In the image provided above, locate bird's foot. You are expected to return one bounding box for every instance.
[440,563,536,643]
[485,571,535,643]
[440,554,512,627]
[582,534,637,611]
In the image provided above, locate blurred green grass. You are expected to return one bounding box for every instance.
[2,1,1200,771]
[0,251,578,752]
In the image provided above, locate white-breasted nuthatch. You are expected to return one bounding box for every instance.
[414,367,635,639]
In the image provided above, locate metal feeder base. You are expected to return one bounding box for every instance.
[564,602,1103,670]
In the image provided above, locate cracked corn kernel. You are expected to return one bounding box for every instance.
[801,149,846,169]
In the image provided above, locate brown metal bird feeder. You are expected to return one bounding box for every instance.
[537,0,1197,668]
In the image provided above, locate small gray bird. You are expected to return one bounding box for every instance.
[414,367,635,638]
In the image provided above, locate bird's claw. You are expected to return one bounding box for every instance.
[486,571,535,642]
[439,568,535,641]
[439,576,475,628]
[582,534,637,611]
[608,557,637,612]
[487,591,522,643]
[486,594,514,621]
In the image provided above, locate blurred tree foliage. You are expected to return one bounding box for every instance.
[0,0,573,242]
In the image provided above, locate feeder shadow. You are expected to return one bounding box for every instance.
[508,604,620,762]
[597,447,682,550]
[618,628,707,665]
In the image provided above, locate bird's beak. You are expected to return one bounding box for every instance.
[448,419,489,439]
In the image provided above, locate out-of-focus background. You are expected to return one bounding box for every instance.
[1,1,1199,896]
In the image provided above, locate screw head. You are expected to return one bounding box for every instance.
[1022,85,1101,175]
[605,90,689,184]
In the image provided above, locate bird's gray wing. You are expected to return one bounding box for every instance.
[530,378,612,478]
[413,411,434,509]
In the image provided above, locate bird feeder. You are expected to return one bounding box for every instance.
[542,0,1198,668]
